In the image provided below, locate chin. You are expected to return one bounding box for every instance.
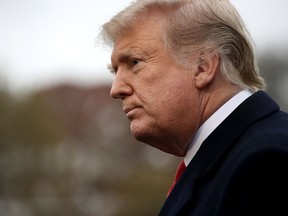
[130,120,151,139]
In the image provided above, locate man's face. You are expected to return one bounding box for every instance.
[109,16,201,156]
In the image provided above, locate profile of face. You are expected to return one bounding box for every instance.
[110,15,202,156]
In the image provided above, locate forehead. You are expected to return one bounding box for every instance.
[111,15,165,61]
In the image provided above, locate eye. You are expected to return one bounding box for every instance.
[129,58,141,67]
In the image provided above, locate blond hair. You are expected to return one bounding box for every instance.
[99,0,265,91]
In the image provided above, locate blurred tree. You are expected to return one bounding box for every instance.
[0,88,67,216]
[0,83,178,216]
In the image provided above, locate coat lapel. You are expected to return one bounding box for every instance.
[159,91,279,216]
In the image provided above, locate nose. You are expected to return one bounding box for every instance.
[110,72,133,100]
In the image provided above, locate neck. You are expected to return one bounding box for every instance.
[199,82,242,126]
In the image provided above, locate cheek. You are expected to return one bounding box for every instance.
[150,85,197,126]
[135,67,197,124]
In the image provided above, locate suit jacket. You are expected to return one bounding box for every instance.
[159,91,288,216]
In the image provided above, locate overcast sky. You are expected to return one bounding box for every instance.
[0,0,288,92]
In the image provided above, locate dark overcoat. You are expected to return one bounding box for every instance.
[159,91,288,216]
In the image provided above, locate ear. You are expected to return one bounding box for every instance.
[195,53,220,89]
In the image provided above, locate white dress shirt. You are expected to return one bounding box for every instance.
[184,89,253,166]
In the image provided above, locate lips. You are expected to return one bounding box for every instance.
[123,106,140,120]
[123,106,133,114]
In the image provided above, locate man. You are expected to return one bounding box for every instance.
[99,0,288,215]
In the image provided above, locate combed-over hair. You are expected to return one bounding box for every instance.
[99,0,266,92]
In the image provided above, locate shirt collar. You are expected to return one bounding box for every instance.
[184,89,253,166]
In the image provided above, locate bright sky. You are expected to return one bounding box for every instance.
[0,0,288,92]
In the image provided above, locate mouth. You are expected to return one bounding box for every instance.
[123,106,140,120]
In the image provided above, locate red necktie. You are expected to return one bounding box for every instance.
[167,160,186,197]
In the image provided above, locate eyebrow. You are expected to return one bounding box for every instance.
[108,46,147,74]
[116,52,133,63]
[114,45,143,61]
[109,51,134,74]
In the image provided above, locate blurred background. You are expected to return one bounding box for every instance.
[0,0,287,215]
